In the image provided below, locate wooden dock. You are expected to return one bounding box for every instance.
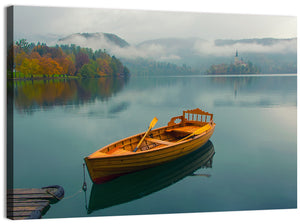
[7,185,64,220]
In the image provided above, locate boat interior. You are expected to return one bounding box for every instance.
[89,109,214,157]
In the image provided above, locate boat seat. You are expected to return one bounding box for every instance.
[145,137,174,145]
[166,126,201,134]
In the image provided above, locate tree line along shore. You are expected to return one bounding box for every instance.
[7,39,130,80]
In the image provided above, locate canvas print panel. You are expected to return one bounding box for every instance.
[7,5,297,219]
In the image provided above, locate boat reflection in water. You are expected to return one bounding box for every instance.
[87,140,215,213]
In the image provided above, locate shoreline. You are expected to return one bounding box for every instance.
[7,74,128,81]
[7,76,79,81]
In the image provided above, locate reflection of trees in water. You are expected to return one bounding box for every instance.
[211,75,297,96]
[211,76,297,108]
[13,76,130,114]
[211,76,256,97]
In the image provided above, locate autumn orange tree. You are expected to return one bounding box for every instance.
[19,58,40,79]
[32,44,75,77]
[16,50,64,78]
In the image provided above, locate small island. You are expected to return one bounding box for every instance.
[8,39,130,79]
[206,50,260,75]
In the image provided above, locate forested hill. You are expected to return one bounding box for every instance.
[9,39,130,79]
[58,32,130,49]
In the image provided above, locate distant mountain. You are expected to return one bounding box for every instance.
[55,33,297,75]
[58,32,130,49]
[215,38,296,46]
[137,37,297,74]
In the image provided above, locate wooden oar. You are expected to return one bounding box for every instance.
[133,117,158,152]
[177,124,211,142]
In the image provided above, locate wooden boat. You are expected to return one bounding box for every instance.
[84,108,216,184]
[87,140,215,213]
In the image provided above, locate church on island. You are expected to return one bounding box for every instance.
[234,50,247,66]
[205,49,260,75]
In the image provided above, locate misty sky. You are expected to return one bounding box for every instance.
[14,6,297,44]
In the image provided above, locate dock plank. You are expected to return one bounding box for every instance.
[8,205,45,212]
[7,201,49,209]
[9,210,36,217]
[7,186,64,220]
[8,188,47,195]
[8,193,53,199]
[8,199,50,204]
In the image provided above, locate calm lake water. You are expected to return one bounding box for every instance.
[11,74,297,218]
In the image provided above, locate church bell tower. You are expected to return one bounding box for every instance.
[234,50,239,65]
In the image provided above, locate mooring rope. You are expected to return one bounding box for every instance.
[45,189,62,200]
[63,188,83,200]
